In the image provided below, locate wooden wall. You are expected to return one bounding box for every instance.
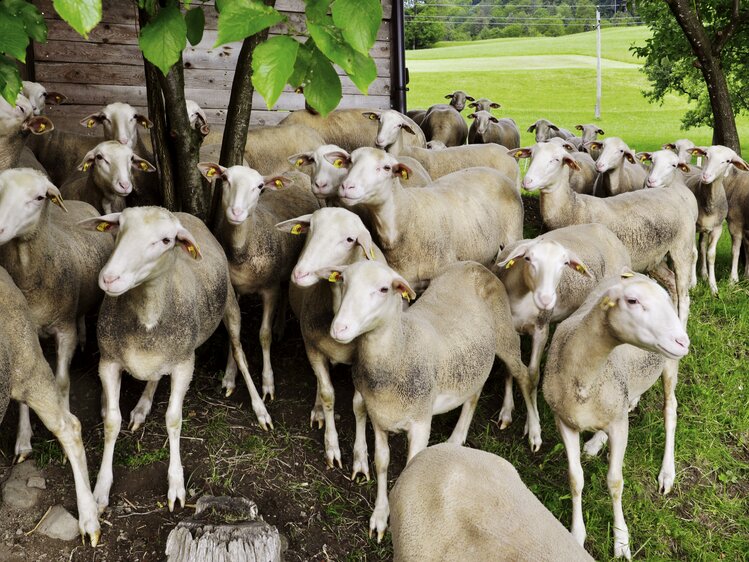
[31,0,393,132]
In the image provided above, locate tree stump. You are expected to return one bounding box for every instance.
[165,496,282,562]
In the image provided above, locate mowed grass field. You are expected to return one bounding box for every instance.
[407,27,749,561]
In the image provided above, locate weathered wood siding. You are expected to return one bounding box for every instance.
[31,0,393,132]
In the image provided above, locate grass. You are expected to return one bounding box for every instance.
[406,26,749,152]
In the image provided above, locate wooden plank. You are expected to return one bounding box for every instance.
[35,0,136,23]
[44,20,138,45]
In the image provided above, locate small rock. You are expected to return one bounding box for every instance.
[2,461,43,509]
[26,477,46,490]
[36,505,79,542]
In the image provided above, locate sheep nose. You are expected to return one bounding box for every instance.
[596,163,605,172]
[292,269,309,283]
[538,294,554,309]
[118,137,128,145]
[331,322,349,340]
[522,177,533,189]
[701,174,711,183]
[102,273,119,287]
[230,207,244,218]
[675,334,690,349]
[314,181,327,191]
[118,180,131,192]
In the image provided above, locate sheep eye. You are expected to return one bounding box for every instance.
[257,183,264,189]
[346,237,354,243]
[162,238,171,245]
[96,154,103,160]
[35,195,45,201]
[626,297,638,305]
[620,149,624,153]
[672,164,677,168]
[383,165,391,171]
[524,256,530,261]
[379,287,388,294]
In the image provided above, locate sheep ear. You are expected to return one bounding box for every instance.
[444,94,453,99]
[78,213,121,233]
[585,141,602,151]
[135,114,153,129]
[597,128,605,135]
[400,123,416,136]
[563,156,581,171]
[392,162,413,181]
[24,116,53,135]
[575,124,584,131]
[566,252,593,278]
[176,225,202,260]
[314,266,348,283]
[200,122,210,136]
[490,102,501,108]
[46,184,67,212]
[662,143,676,150]
[78,148,97,172]
[362,111,380,122]
[275,215,312,235]
[636,152,652,163]
[356,227,377,260]
[197,162,227,181]
[80,113,104,129]
[489,116,499,123]
[624,151,636,164]
[731,158,749,171]
[677,162,691,172]
[468,102,477,108]
[391,274,416,302]
[688,147,707,157]
[467,113,477,120]
[511,147,532,159]
[264,175,288,190]
[289,152,314,167]
[132,155,156,173]
[465,95,475,101]
[527,124,536,133]
[496,242,531,269]
[323,151,351,168]
[562,142,575,152]
[549,124,559,132]
[45,91,67,105]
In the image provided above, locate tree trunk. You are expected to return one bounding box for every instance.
[666,0,741,152]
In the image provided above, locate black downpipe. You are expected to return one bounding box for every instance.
[390,0,407,112]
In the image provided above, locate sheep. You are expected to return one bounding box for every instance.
[467,110,520,150]
[514,142,697,325]
[684,145,749,294]
[60,140,156,214]
[80,102,153,155]
[443,90,474,112]
[197,163,319,400]
[80,207,272,512]
[335,147,524,291]
[21,81,67,115]
[186,99,210,138]
[574,123,605,146]
[494,224,631,429]
[0,266,100,546]
[420,103,468,147]
[288,144,432,203]
[363,110,427,149]
[243,124,326,176]
[467,97,501,112]
[0,168,114,462]
[527,118,575,143]
[405,109,426,126]
[663,138,698,164]
[275,207,387,469]
[1,94,54,171]
[323,260,536,540]
[389,444,595,562]
[587,137,648,197]
[425,140,446,150]
[371,109,521,184]
[725,170,749,283]
[547,137,597,195]
[542,271,690,559]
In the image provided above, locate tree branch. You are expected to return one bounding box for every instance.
[713,0,749,55]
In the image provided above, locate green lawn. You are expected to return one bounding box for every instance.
[406,27,749,562]
[406,26,749,152]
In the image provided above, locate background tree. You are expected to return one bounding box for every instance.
[635,0,748,152]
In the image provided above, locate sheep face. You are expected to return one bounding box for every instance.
[326,261,414,344]
[602,273,689,360]
[279,207,374,287]
[662,139,696,164]
[289,144,349,199]
[498,239,591,311]
[0,95,52,137]
[691,145,749,184]
[370,110,416,151]
[185,100,209,137]
[468,98,501,112]
[197,164,281,225]
[468,110,498,136]
[575,124,604,144]
[444,90,474,112]
[21,82,66,116]
[338,147,407,206]
[593,137,636,173]
[0,168,66,244]
[642,150,688,188]
[518,144,579,191]
[82,207,201,296]
[78,141,155,197]
[528,119,559,143]
[80,102,152,148]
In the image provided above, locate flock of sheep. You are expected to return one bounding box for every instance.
[0,82,747,561]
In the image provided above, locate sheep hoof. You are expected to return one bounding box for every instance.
[309,406,325,428]
[614,539,632,560]
[89,529,101,547]
[225,387,234,398]
[14,452,29,464]
[658,470,674,495]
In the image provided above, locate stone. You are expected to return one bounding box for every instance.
[26,477,46,490]
[2,461,43,509]
[36,505,79,542]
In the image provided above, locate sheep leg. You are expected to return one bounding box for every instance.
[222,347,238,397]
[557,418,586,547]
[658,359,679,495]
[53,325,77,413]
[166,360,193,512]
[698,231,708,280]
[76,316,87,351]
[407,419,431,463]
[497,374,514,429]
[606,418,631,560]
[223,295,273,430]
[447,389,481,446]
[351,390,370,481]
[93,361,123,513]
[583,430,609,457]
[25,383,100,546]
[729,228,742,283]
[258,286,279,401]
[14,405,33,463]
[673,248,693,327]
[706,225,722,295]
[128,380,158,431]
[306,344,341,468]
[691,243,698,288]
[509,360,542,452]
[523,323,548,435]
[369,424,391,543]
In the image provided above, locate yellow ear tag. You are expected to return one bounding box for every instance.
[96,221,112,232]
[370,247,375,259]
[295,158,304,167]
[401,291,411,302]
[369,114,376,120]
[333,159,343,168]
[290,224,303,235]
[87,119,95,128]
[599,296,617,310]
[505,259,515,269]
[621,272,634,278]
[400,169,409,180]
[206,167,217,178]
[139,161,149,171]
[82,162,91,172]
[38,123,46,131]
[328,271,341,283]
[186,243,200,259]
[275,179,284,188]
[49,195,61,206]
[575,264,586,273]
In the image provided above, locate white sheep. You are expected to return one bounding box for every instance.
[197,163,319,400]
[494,224,631,429]
[324,260,535,540]
[81,207,272,512]
[275,207,386,469]
[389,444,595,562]
[0,168,114,462]
[335,147,523,292]
[725,167,749,283]
[0,266,100,546]
[21,81,67,115]
[547,137,597,195]
[543,271,690,559]
[514,142,696,325]
[467,110,520,150]
[0,94,54,171]
[60,140,156,214]
[587,137,648,197]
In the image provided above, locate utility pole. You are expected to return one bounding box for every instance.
[595,7,602,119]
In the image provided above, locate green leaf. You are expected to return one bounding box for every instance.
[307,20,355,75]
[139,5,186,76]
[304,45,341,116]
[251,36,298,109]
[305,0,330,23]
[3,0,47,43]
[214,0,283,47]
[52,0,101,38]
[0,55,22,105]
[288,40,314,89]
[185,7,205,46]
[0,5,30,61]
[332,0,381,54]
[347,49,376,93]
